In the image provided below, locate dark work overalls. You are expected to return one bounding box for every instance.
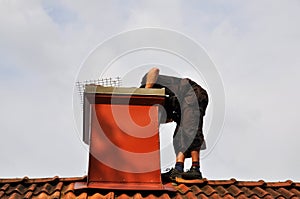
[141,74,209,158]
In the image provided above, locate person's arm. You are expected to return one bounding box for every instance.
[145,67,160,88]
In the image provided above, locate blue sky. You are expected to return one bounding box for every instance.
[1,0,300,181]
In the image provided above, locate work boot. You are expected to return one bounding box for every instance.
[182,166,203,180]
[162,168,182,182]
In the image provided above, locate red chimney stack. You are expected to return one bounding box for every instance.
[75,86,173,190]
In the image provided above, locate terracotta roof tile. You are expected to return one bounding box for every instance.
[209,192,223,199]
[158,193,172,199]
[235,180,265,187]
[133,193,144,199]
[117,193,131,199]
[214,185,230,197]
[183,191,198,198]
[227,185,244,197]
[251,187,270,198]
[208,179,237,186]
[202,185,218,196]
[62,183,74,194]
[189,184,202,195]
[73,192,87,199]
[222,195,235,199]
[0,176,299,199]
[248,195,260,199]
[34,192,52,199]
[240,187,256,198]
[235,195,247,199]
[266,181,294,188]
[175,184,190,195]
[88,192,106,199]
[0,184,10,192]
[143,193,157,199]
[266,187,282,198]
[277,187,297,198]
[290,188,300,197]
[197,193,209,199]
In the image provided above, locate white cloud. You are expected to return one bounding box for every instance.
[199,0,300,181]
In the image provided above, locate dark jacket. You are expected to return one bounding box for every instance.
[141,74,193,123]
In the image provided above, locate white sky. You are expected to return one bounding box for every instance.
[1,0,300,181]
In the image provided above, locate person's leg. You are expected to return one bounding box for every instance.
[168,125,185,181]
[182,150,203,179]
[191,150,200,170]
[174,152,185,172]
[167,152,185,181]
[171,91,198,180]
[173,125,185,170]
[176,152,185,162]
[176,83,207,180]
[191,150,199,162]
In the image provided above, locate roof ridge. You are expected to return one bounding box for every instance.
[206,179,300,187]
[0,176,87,184]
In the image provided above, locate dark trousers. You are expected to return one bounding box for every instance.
[173,80,208,158]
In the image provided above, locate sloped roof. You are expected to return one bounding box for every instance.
[0,176,299,199]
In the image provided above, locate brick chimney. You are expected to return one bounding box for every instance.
[75,85,173,190]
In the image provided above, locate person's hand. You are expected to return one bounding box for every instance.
[145,67,159,88]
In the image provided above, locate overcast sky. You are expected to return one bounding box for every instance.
[1,0,300,182]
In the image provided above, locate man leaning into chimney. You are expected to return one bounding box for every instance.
[140,67,209,181]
